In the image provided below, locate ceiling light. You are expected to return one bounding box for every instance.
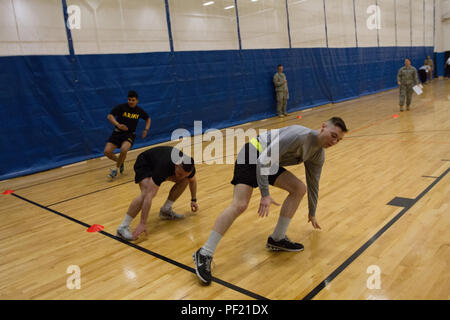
[225,5,234,10]
[203,1,214,6]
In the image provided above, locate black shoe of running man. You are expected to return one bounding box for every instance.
[266,236,304,252]
[193,248,213,285]
[120,163,124,174]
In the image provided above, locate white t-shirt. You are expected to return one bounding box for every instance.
[447,57,450,65]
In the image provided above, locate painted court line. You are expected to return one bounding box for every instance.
[45,180,134,207]
[9,192,268,300]
[302,167,449,300]
[13,159,138,192]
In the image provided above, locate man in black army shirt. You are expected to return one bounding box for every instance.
[104,90,151,178]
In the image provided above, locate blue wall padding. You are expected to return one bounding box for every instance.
[435,52,445,77]
[0,46,434,180]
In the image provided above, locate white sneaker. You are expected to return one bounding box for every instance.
[159,208,185,220]
[116,226,133,240]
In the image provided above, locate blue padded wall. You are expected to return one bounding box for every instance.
[0,46,434,180]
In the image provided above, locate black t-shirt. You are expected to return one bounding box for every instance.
[110,103,149,133]
[137,146,196,186]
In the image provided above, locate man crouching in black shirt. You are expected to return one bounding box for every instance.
[116,146,199,240]
[104,90,151,179]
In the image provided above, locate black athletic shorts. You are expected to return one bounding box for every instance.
[231,142,286,188]
[132,146,195,185]
[134,153,153,184]
[107,130,136,148]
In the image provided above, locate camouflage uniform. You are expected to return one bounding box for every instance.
[424,58,434,80]
[397,66,418,111]
[273,72,289,116]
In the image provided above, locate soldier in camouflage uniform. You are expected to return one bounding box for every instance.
[424,56,434,81]
[397,58,418,112]
[273,65,289,118]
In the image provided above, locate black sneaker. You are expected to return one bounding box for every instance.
[266,236,304,252]
[193,248,213,285]
[120,163,124,174]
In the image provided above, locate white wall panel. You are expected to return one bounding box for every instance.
[411,0,425,46]
[288,0,327,48]
[68,0,170,54]
[396,0,411,46]
[238,0,289,49]
[0,0,68,56]
[169,0,239,51]
[325,0,356,47]
[355,0,378,47]
[378,0,397,46]
[424,0,434,46]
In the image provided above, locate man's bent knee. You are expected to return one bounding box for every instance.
[293,181,307,198]
[104,148,113,157]
[177,177,190,186]
[120,146,131,155]
[232,201,249,216]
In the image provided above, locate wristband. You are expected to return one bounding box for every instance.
[191,198,197,202]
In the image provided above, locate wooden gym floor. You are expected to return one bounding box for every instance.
[0,79,449,300]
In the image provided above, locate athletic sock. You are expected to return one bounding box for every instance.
[161,200,174,212]
[271,216,291,241]
[200,230,222,257]
[119,214,134,228]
